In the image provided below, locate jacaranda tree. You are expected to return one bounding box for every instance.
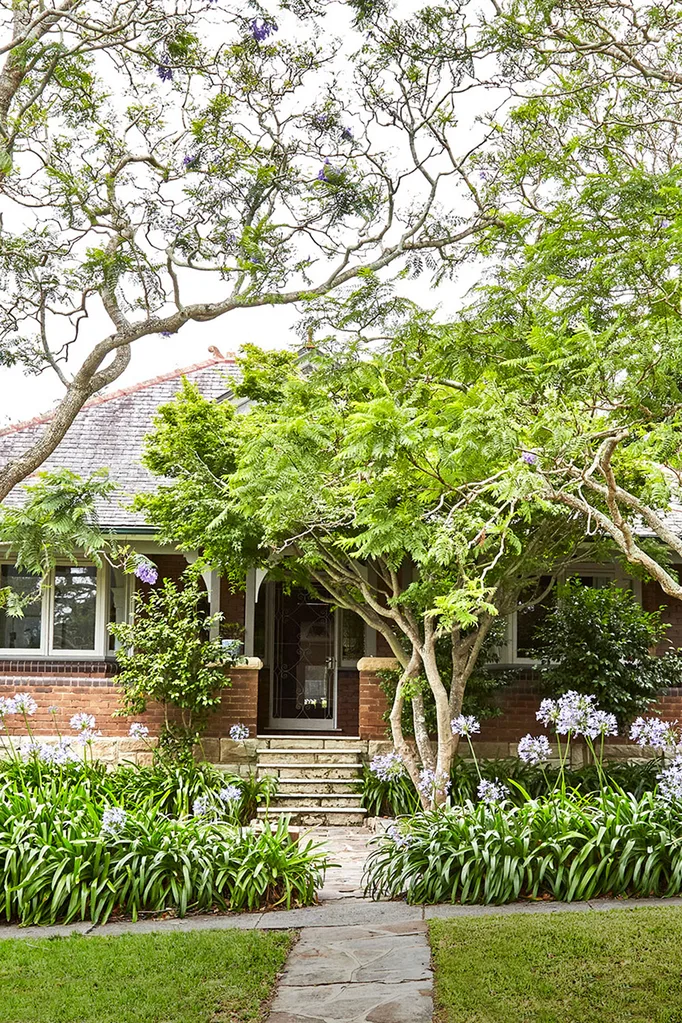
[137,322,584,806]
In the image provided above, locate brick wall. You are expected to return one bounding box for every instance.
[357,657,394,739]
[0,664,261,739]
[337,670,360,735]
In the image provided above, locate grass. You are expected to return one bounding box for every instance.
[0,929,293,1023]
[430,907,682,1023]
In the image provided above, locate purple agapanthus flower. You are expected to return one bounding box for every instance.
[229,723,250,741]
[134,560,158,585]
[13,693,37,716]
[369,750,404,781]
[219,784,241,803]
[521,451,538,465]
[477,777,510,805]
[101,806,128,837]
[661,219,672,229]
[451,715,480,738]
[251,18,278,42]
[517,734,552,765]
[129,723,149,741]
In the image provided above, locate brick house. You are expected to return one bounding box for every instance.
[2,352,682,789]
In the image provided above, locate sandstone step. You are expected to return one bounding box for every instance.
[260,737,367,752]
[257,805,367,826]
[259,765,363,781]
[276,778,360,791]
[257,748,364,764]
[271,792,364,808]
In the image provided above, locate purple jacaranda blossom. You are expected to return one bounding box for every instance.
[134,560,158,585]
[312,112,330,129]
[159,330,175,338]
[183,153,200,169]
[317,158,339,183]
[451,715,480,738]
[251,19,278,42]
[661,219,672,228]
[157,64,173,82]
[521,451,538,465]
[341,125,354,141]
[517,734,552,765]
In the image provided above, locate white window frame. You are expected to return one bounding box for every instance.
[501,563,639,666]
[0,561,128,659]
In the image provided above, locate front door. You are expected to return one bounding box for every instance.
[269,585,336,730]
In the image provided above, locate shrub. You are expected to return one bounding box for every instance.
[109,572,233,762]
[364,790,682,905]
[535,580,682,725]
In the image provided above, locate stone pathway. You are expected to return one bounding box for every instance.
[267,920,433,1023]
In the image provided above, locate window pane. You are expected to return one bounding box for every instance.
[53,566,97,651]
[516,576,554,659]
[341,610,365,664]
[0,566,42,649]
[108,566,128,652]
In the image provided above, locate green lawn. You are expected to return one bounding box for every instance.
[430,907,682,1023]
[0,928,293,1023]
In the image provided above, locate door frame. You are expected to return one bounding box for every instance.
[266,583,339,731]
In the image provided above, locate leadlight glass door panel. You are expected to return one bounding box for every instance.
[270,586,336,729]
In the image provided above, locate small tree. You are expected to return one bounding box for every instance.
[109,574,230,763]
[536,581,682,727]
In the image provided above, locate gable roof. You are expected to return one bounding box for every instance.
[0,354,240,530]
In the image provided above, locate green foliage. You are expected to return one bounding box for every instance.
[0,756,275,829]
[109,573,231,757]
[0,758,319,925]
[535,582,682,725]
[0,930,293,1023]
[0,787,326,924]
[360,758,661,817]
[364,790,682,905]
[0,468,115,577]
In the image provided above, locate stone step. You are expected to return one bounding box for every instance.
[257,750,364,765]
[271,792,364,808]
[276,778,360,791]
[259,765,363,781]
[259,737,367,752]
[257,806,367,826]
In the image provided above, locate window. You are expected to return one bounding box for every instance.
[0,562,131,658]
[339,610,366,667]
[506,567,618,664]
[0,566,42,650]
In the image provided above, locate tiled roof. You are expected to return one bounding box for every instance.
[0,355,240,530]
